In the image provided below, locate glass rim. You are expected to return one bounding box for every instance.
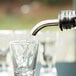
[10,39,38,45]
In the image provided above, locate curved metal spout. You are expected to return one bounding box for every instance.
[31,19,59,36]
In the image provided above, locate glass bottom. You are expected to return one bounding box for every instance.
[14,69,35,76]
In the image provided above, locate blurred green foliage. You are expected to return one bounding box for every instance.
[34,0,69,4]
[0,16,59,30]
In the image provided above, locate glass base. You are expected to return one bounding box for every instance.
[14,69,35,76]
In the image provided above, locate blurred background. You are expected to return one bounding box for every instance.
[0,0,73,29]
[0,0,76,76]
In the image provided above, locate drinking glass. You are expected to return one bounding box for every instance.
[10,39,38,76]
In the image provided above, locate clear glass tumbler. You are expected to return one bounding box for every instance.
[10,39,38,76]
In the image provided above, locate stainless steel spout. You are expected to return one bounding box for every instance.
[31,19,59,36]
[31,10,76,36]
